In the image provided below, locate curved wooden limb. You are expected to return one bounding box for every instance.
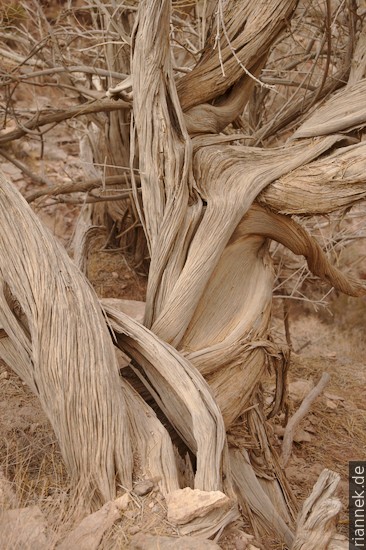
[0,170,133,507]
[259,141,366,215]
[292,469,343,550]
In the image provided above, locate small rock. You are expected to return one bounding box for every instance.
[288,379,314,402]
[324,392,344,401]
[129,526,140,535]
[130,533,221,549]
[0,371,9,380]
[133,480,154,496]
[274,425,285,437]
[307,414,318,424]
[325,398,338,409]
[293,428,312,443]
[303,424,316,434]
[58,494,129,550]
[166,487,230,525]
[235,539,247,550]
[235,532,256,550]
[114,493,130,511]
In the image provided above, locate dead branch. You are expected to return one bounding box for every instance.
[0,100,130,146]
[292,469,342,550]
[281,373,330,468]
[259,140,366,215]
[0,169,133,506]
[176,0,298,111]
[44,191,138,205]
[252,67,349,144]
[26,175,140,203]
[293,79,366,138]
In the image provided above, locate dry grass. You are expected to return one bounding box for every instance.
[0,362,66,505]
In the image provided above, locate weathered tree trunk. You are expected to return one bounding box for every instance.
[74,2,147,272]
[0,171,132,506]
[1,0,366,546]
[292,469,343,550]
[128,0,366,542]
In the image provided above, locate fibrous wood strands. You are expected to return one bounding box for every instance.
[292,469,343,550]
[0,171,132,506]
[130,0,366,544]
[0,172,182,508]
[1,0,366,546]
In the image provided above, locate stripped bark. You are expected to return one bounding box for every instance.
[292,469,342,550]
[2,0,366,546]
[0,170,132,506]
[281,373,330,468]
[128,0,366,543]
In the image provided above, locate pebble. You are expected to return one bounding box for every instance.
[133,480,154,497]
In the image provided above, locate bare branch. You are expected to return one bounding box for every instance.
[0,99,129,146]
[281,373,330,468]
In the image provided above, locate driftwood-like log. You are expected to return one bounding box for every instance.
[292,469,343,550]
[293,80,366,139]
[281,373,330,467]
[0,171,133,506]
[3,0,366,546]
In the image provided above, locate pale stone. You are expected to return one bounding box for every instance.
[274,425,285,437]
[235,538,247,550]
[324,392,344,401]
[130,533,221,549]
[293,428,312,443]
[58,493,129,550]
[133,480,154,496]
[114,493,130,510]
[166,487,230,525]
[288,379,314,402]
